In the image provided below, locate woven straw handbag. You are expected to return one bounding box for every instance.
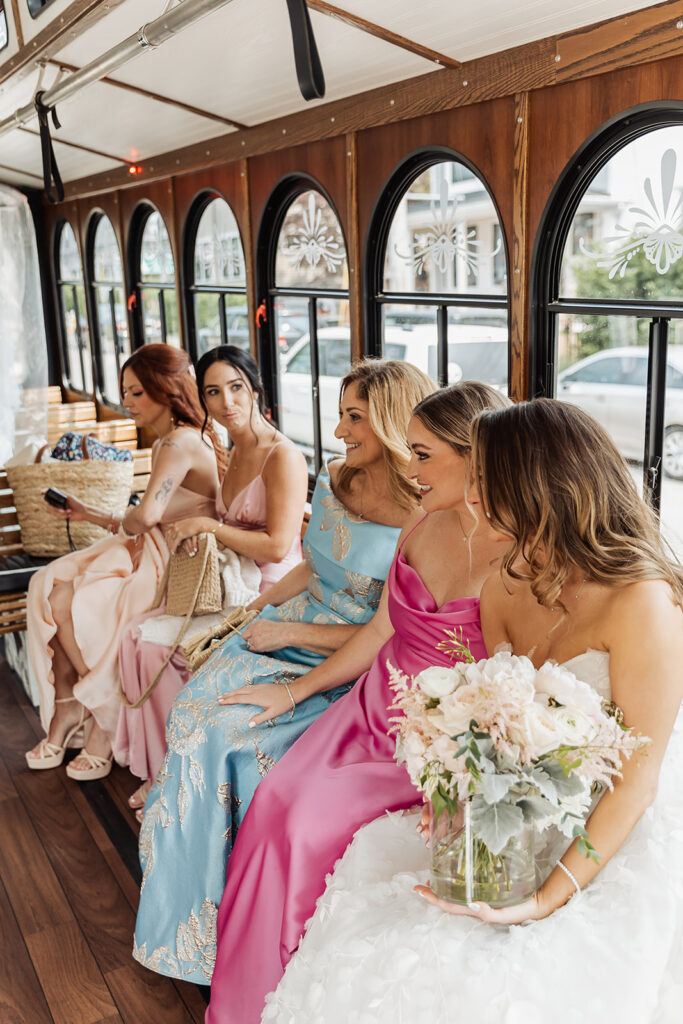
[6,459,134,557]
[119,532,223,709]
[181,605,260,673]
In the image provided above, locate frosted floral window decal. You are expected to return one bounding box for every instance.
[395,178,501,279]
[580,149,683,278]
[275,190,347,289]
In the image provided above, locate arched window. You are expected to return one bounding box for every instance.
[132,206,180,347]
[89,214,130,404]
[533,108,683,558]
[367,153,509,389]
[55,221,92,393]
[186,195,248,359]
[265,185,350,475]
[0,4,9,51]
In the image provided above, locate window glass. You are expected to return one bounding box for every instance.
[194,198,246,288]
[57,224,92,393]
[383,161,506,297]
[0,3,8,51]
[275,190,348,289]
[661,320,683,558]
[140,210,175,285]
[92,215,129,402]
[560,127,683,303]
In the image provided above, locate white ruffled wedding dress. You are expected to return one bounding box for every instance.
[262,651,683,1024]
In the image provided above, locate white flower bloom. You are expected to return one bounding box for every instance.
[517,704,568,758]
[535,662,603,717]
[552,706,599,747]
[416,665,462,698]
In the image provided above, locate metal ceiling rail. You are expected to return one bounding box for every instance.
[0,0,238,140]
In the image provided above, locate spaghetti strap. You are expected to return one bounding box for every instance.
[260,441,283,474]
[397,513,428,556]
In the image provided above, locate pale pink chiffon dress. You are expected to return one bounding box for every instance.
[26,484,215,747]
[205,532,487,1024]
[113,461,303,782]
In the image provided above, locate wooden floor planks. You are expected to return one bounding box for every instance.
[0,651,207,1024]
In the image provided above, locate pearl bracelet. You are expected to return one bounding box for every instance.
[557,859,581,895]
[282,682,296,722]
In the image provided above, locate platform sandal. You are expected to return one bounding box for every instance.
[65,748,113,781]
[25,697,90,771]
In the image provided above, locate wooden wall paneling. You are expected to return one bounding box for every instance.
[344,132,363,360]
[510,92,530,402]
[526,52,683,258]
[239,158,257,360]
[172,160,254,357]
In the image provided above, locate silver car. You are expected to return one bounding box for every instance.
[557,346,683,479]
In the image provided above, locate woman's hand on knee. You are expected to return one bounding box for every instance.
[218,682,295,727]
[242,620,291,653]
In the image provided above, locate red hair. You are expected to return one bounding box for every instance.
[120,344,226,473]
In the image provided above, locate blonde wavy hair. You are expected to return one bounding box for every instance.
[413,381,511,453]
[471,398,683,609]
[336,359,436,510]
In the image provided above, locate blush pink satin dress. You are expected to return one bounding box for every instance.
[26,484,215,747]
[205,533,487,1024]
[114,459,303,782]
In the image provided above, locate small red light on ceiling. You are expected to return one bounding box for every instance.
[128,165,143,175]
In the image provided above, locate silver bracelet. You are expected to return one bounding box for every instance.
[282,682,296,721]
[557,859,581,895]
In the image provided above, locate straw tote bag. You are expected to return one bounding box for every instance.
[6,458,133,557]
[181,605,259,673]
[118,532,223,709]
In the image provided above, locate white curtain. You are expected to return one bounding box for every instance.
[0,185,48,463]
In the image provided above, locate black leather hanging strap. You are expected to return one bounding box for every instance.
[34,91,64,204]
[285,0,325,101]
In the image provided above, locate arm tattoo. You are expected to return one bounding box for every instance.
[154,477,174,504]
[160,438,179,449]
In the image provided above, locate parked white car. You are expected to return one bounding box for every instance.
[278,324,508,464]
[557,346,683,479]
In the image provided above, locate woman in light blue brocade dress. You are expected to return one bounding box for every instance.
[133,360,435,983]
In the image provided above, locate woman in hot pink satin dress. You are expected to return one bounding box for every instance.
[206,382,511,1023]
[115,345,307,807]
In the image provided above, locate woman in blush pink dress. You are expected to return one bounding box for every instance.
[205,382,511,1024]
[25,345,223,782]
[115,346,307,813]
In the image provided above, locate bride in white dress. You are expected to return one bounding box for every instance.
[263,399,683,1024]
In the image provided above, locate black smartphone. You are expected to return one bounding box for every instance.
[44,487,69,509]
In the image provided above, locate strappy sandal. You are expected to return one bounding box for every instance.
[65,748,113,781]
[128,781,152,810]
[25,697,90,771]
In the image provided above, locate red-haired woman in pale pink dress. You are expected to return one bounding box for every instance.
[114,346,307,814]
[25,344,223,781]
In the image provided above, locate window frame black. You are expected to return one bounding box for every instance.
[0,2,9,51]
[364,146,510,386]
[26,0,57,18]
[529,101,683,512]
[128,202,179,348]
[183,190,249,362]
[53,218,92,395]
[86,210,128,409]
[255,174,350,480]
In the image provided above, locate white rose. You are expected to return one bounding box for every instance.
[535,662,603,717]
[552,706,598,747]
[517,704,567,757]
[416,665,462,699]
[434,684,481,736]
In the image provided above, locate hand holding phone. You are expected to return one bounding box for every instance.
[44,487,69,509]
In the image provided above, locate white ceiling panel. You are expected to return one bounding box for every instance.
[312,0,664,62]
[0,126,118,181]
[52,79,229,163]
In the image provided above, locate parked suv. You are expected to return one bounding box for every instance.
[557,346,683,479]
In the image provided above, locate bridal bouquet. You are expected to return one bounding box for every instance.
[389,635,649,905]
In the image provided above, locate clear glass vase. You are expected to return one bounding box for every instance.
[430,801,536,907]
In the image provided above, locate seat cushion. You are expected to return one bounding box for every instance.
[0,552,52,592]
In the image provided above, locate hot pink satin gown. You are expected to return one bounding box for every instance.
[114,458,303,782]
[206,534,487,1024]
[27,484,215,746]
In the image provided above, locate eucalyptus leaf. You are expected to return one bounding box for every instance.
[479,772,517,805]
[543,761,587,797]
[471,797,525,855]
[526,766,560,805]
[517,794,556,824]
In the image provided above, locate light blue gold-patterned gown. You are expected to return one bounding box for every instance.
[133,464,401,984]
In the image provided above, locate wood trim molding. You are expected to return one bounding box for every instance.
[0,0,128,86]
[60,0,683,200]
[240,157,257,362]
[8,0,24,49]
[46,59,248,130]
[307,1,461,69]
[510,92,529,403]
[344,131,362,360]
